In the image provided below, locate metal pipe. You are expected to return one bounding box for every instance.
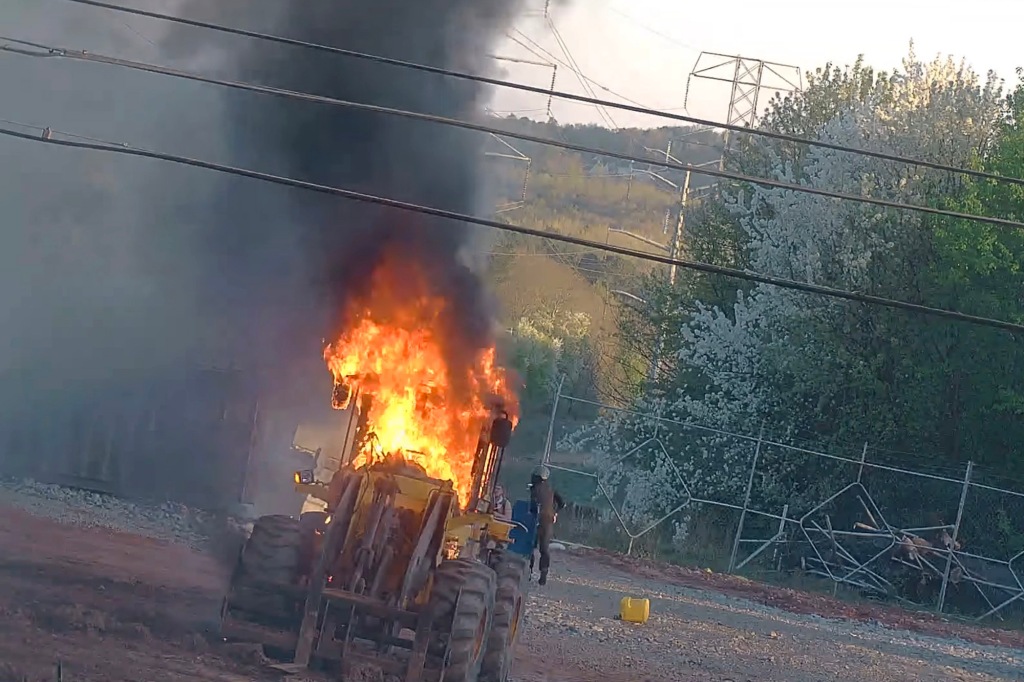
[856,442,868,483]
[542,374,565,465]
[728,423,764,573]
[734,504,789,573]
[938,460,973,613]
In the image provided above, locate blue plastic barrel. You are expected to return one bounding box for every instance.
[507,499,537,557]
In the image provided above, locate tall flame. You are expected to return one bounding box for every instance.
[323,253,518,507]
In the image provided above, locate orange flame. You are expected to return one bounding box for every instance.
[323,255,518,507]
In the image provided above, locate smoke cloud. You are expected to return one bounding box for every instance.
[0,2,224,394]
[165,0,565,386]
[0,0,563,506]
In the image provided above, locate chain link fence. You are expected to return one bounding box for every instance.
[541,388,1024,622]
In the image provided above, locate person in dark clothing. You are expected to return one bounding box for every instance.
[528,464,565,585]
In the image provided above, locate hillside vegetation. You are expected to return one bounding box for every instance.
[483,118,724,411]
[487,54,1024,544]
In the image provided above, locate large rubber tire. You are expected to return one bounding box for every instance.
[225,514,304,624]
[480,550,529,682]
[428,559,497,682]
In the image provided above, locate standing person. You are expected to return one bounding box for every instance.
[528,464,565,585]
[492,483,513,520]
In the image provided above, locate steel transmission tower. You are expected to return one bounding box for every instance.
[685,52,803,168]
[483,54,558,214]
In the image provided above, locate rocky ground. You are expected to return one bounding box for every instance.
[0,477,214,547]
[517,553,1024,681]
[1,477,1023,681]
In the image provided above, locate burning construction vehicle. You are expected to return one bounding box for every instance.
[3,0,558,521]
[322,247,518,504]
[220,246,530,682]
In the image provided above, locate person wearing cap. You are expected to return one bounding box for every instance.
[528,464,565,585]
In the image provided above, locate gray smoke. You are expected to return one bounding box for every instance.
[0,1,224,390]
[0,0,560,504]
[0,1,242,497]
[165,0,562,386]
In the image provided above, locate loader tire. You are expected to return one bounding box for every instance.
[224,514,303,626]
[428,559,497,682]
[480,550,529,682]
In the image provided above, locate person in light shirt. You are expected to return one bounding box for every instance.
[492,483,513,521]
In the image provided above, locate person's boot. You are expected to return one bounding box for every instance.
[538,569,548,586]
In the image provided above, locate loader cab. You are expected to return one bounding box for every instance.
[467,408,515,515]
[289,395,363,514]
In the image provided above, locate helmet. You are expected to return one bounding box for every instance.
[532,464,550,480]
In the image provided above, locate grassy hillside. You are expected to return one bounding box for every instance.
[483,117,723,302]
[479,117,725,486]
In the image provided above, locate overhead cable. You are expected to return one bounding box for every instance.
[50,0,1024,188]
[3,36,1024,234]
[1,122,1022,336]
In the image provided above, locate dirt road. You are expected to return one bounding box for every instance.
[0,504,270,682]
[0,484,1022,681]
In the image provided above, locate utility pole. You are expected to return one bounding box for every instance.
[610,142,716,382]
[647,167,691,381]
[668,169,691,285]
[685,52,802,169]
[483,132,532,214]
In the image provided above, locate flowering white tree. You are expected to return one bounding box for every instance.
[689,52,1000,438]
[564,50,1008,525]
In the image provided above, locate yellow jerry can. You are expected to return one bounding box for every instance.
[619,596,650,624]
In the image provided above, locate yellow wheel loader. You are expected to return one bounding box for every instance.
[219,405,528,682]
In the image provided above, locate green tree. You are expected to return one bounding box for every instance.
[566,53,1024,525]
[505,304,597,411]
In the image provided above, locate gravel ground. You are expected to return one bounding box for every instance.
[3,478,1024,681]
[515,550,1024,681]
[0,476,246,551]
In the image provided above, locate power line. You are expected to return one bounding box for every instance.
[48,0,1024,189]
[3,37,1024,235]
[483,250,595,256]
[505,30,616,127]
[1,122,1022,336]
[542,18,617,128]
[507,30,649,112]
[603,5,701,53]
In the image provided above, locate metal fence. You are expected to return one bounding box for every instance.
[541,388,1024,622]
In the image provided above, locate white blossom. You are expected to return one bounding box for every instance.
[563,51,1004,524]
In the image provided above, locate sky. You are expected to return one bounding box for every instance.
[5,0,1022,131]
[493,0,1024,128]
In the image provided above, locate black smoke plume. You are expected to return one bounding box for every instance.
[0,0,564,508]
[166,0,565,386]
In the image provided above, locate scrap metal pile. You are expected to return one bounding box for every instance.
[788,488,1022,619]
